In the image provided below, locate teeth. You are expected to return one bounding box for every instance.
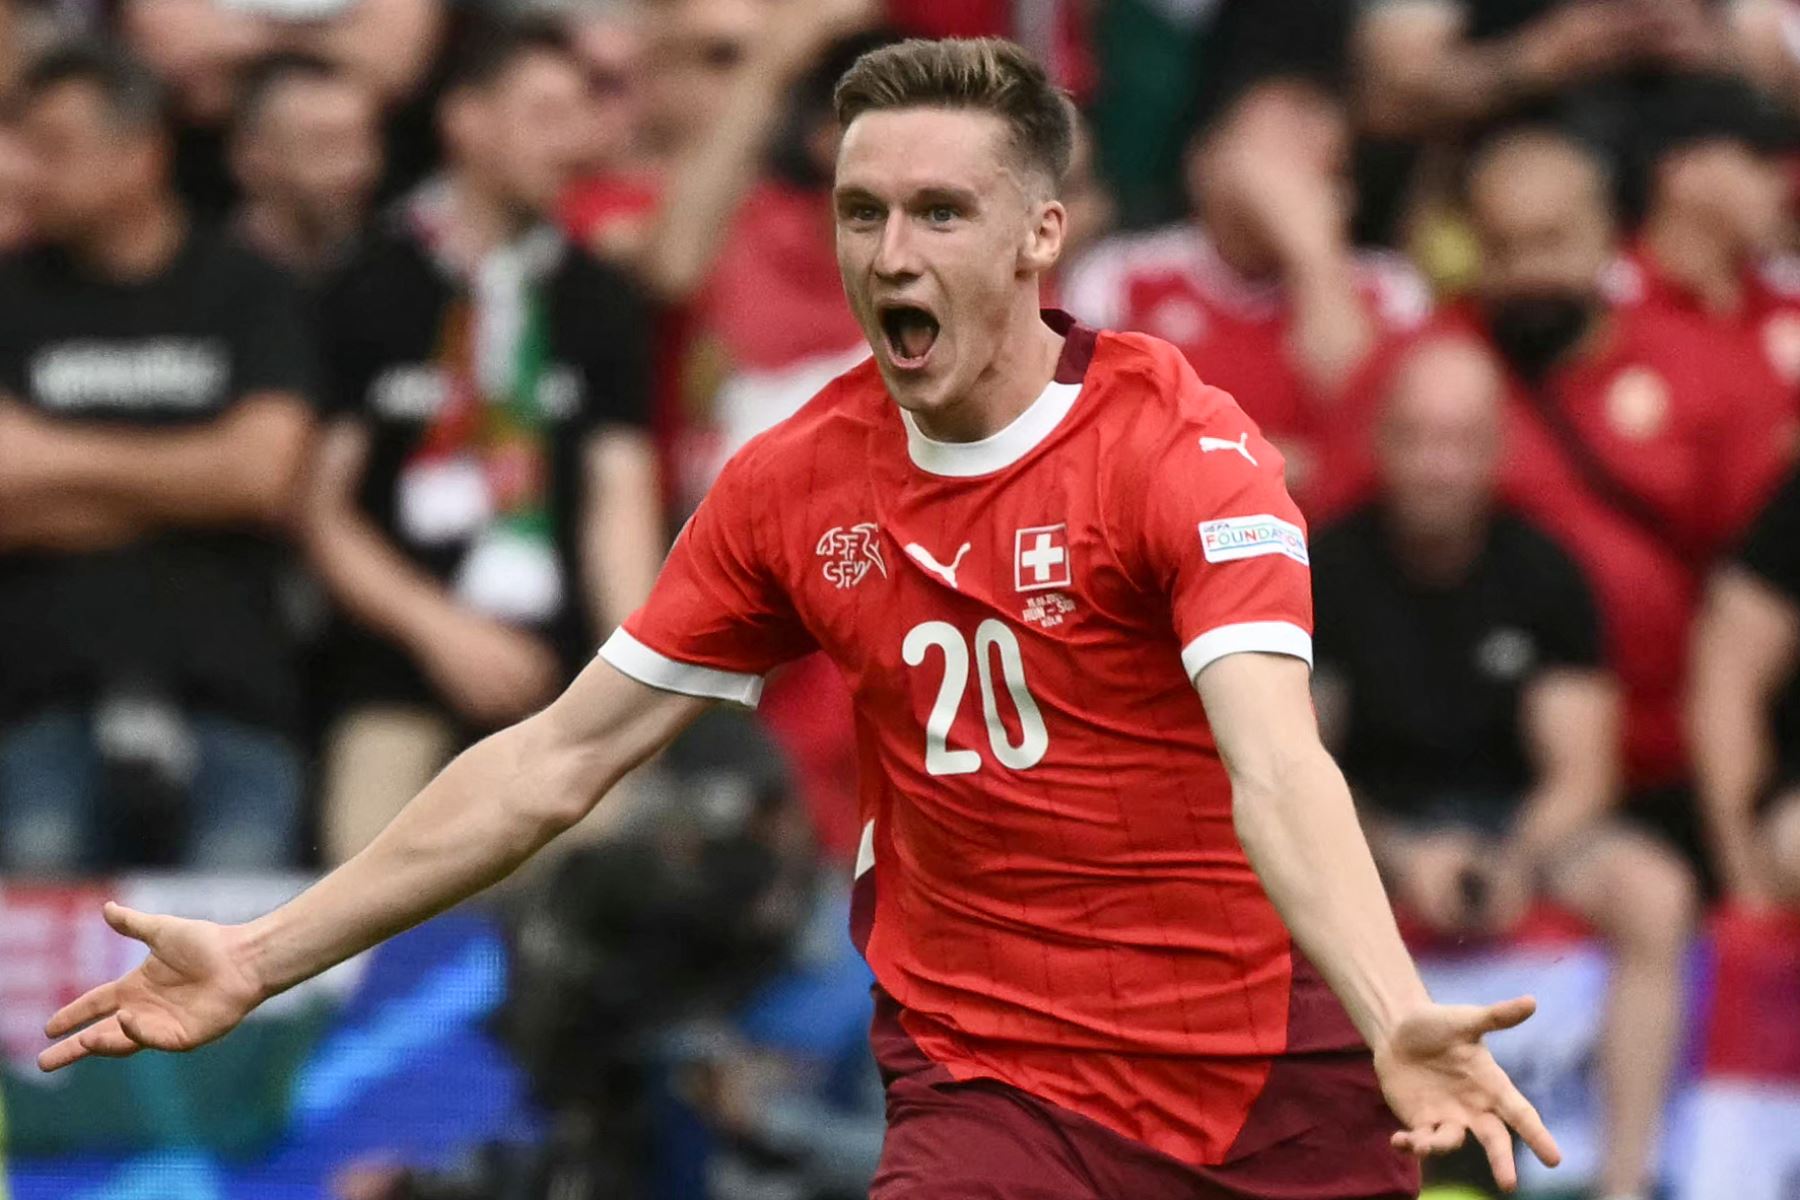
[882,306,938,362]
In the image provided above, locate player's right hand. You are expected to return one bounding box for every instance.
[1375,996,1562,1192]
[38,902,266,1073]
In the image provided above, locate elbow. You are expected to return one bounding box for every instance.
[504,711,621,836]
[232,404,313,529]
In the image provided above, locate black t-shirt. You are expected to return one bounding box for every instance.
[1733,466,1800,774]
[318,217,652,708]
[0,228,318,730]
[1313,505,1604,819]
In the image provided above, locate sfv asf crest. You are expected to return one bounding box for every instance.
[816,523,887,589]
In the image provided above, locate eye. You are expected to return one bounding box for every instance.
[927,205,957,224]
[843,202,882,225]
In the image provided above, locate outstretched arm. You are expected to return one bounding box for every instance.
[40,659,711,1071]
[1196,651,1561,1191]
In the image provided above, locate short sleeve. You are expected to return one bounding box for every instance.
[563,254,653,431]
[1737,465,1800,604]
[1128,371,1314,679]
[599,446,817,706]
[1521,527,1603,671]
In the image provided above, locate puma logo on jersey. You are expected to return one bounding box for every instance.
[905,541,972,590]
[1199,432,1257,466]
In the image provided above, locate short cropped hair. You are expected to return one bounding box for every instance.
[833,37,1075,188]
[18,42,169,132]
[443,19,576,96]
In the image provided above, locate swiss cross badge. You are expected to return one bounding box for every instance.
[1014,524,1071,592]
[816,523,887,589]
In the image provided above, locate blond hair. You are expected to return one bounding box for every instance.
[833,37,1075,188]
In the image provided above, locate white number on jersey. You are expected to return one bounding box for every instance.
[901,619,1048,776]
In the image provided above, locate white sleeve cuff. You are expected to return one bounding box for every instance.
[1181,620,1313,678]
[598,628,765,707]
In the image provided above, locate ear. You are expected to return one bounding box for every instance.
[1019,197,1067,277]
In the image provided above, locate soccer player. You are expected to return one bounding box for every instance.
[36,39,1558,1199]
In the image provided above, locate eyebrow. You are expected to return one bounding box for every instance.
[831,184,982,209]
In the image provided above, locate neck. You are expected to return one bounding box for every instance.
[1384,508,1488,588]
[443,172,537,265]
[1644,206,1745,316]
[910,298,1064,444]
[236,199,347,274]
[73,197,184,280]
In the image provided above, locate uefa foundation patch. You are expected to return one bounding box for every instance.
[1197,515,1309,566]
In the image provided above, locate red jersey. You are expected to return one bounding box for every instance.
[1062,226,1429,516]
[600,314,1360,1165]
[1611,246,1800,396]
[1443,302,1792,784]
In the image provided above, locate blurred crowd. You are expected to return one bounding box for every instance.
[8,0,1800,1195]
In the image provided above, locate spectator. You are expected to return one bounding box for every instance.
[1313,333,1693,1200]
[567,0,648,181]
[120,0,445,217]
[305,22,661,866]
[0,44,316,871]
[1458,125,1792,812]
[1690,467,1800,911]
[228,53,382,283]
[1617,73,1800,389]
[1064,74,1429,516]
[639,0,882,472]
[1354,0,1723,138]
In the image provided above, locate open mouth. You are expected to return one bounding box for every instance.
[878,303,940,370]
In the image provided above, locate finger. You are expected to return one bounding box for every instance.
[1466,994,1538,1037]
[1498,1087,1563,1168]
[37,1031,94,1072]
[103,901,165,945]
[45,980,119,1037]
[1472,1113,1519,1192]
[78,1014,143,1058]
[1396,1120,1466,1157]
[116,1008,162,1050]
[36,1015,140,1072]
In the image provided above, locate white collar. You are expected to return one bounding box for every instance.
[901,377,1084,478]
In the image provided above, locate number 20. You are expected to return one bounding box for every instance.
[902,619,1048,775]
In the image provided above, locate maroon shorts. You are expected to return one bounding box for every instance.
[869,997,1419,1200]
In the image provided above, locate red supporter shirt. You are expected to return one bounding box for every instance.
[1062,226,1429,517]
[1612,246,1800,397]
[1444,302,1792,785]
[600,314,1362,1165]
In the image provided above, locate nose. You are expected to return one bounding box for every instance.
[873,209,921,282]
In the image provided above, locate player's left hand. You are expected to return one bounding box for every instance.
[1374,996,1562,1192]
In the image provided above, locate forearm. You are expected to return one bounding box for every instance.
[641,62,793,300]
[583,437,665,632]
[1691,683,1775,887]
[1511,777,1612,867]
[1234,747,1431,1046]
[239,714,595,996]
[1283,254,1375,400]
[305,506,467,661]
[29,399,309,528]
[1361,37,1541,137]
[0,491,148,553]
